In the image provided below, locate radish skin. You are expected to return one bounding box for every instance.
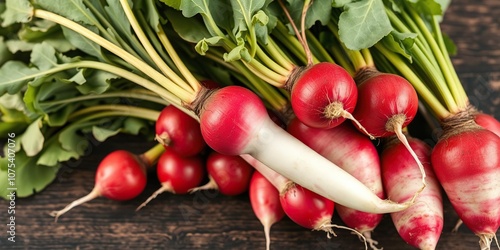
[382,136,443,250]
[474,112,500,137]
[431,119,500,250]
[136,149,205,211]
[249,171,285,250]
[195,86,411,214]
[287,119,384,249]
[190,151,254,196]
[49,149,150,221]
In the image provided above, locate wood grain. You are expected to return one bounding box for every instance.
[1,0,499,249]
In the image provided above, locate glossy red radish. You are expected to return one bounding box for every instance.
[136,148,205,211]
[431,110,500,250]
[191,86,412,214]
[381,135,443,250]
[242,154,366,245]
[287,118,383,248]
[249,171,285,250]
[474,112,500,137]
[49,144,165,221]
[288,62,370,135]
[189,151,254,196]
[155,105,206,157]
[352,68,426,194]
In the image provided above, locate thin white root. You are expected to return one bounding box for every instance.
[188,176,218,193]
[361,231,382,250]
[478,233,494,250]
[451,219,463,232]
[49,187,101,222]
[342,110,376,140]
[135,185,170,212]
[317,223,368,250]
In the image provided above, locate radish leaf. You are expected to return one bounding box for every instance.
[1,0,33,26]
[338,0,391,50]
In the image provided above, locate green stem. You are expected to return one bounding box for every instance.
[256,46,291,77]
[431,16,469,108]
[326,22,366,71]
[262,38,295,71]
[34,9,195,103]
[39,90,169,108]
[305,29,334,64]
[68,104,160,122]
[273,21,309,65]
[375,44,450,119]
[408,7,461,111]
[140,143,165,167]
[119,0,192,94]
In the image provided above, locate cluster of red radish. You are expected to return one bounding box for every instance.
[49,60,500,250]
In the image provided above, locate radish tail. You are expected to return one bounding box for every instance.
[319,223,368,250]
[263,218,272,250]
[333,108,375,140]
[188,176,218,193]
[452,219,463,233]
[479,234,494,250]
[391,115,427,196]
[49,187,101,222]
[362,231,381,250]
[136,184,171,211]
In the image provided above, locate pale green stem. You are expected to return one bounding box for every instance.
[34,9,195,103]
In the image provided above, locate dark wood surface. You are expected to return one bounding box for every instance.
[1,0,499,249]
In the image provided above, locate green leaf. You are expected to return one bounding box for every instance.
[121,117,150,135]
[381,31,417,61]
[166,8,212,43]
[61,26,102,58]
[286,0,333,29]
[59,122,90,155]
[194,36,223,55]
[17,19,58,41]
[36,139,79,166]
[180,0,232,36]
[92,126,120,142]
[160,0,182,10]
[0,150,60,199]
[338,0,392,50]
[75,70,116,94]
[20,117,44,156]
[0,60,39,95]
[33,0,97,25]
[0,37,13,66]
[1,0,33,26]
[31,42,58,71]
[223,37,251,62]
[230,0,266,36]
[332,0,354,8]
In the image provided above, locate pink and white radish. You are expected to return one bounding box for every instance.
[381,135,443,250]
[249,171,286,250]
[155,105,206,157]
[136,148,205,211]
[431,110,500,249]
[189,151,254,196]
[49,144,164,221]
[474,112,500,137]
[287,118,383,249]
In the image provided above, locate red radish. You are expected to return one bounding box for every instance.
[287,118,383,249]
[136,148,205,211]
[288,62,369,133]
[242,154,366,245]
[381,135,444,250]
[189,151,254,196]
[49,144,164,221]
[155,105,206,157]
[192,85,412,214]
[352,68,426,195]
[431,110,500,250]
[474,112,500,137]
[249,171,285,250]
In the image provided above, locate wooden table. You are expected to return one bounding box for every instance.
[1,0,499,249]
